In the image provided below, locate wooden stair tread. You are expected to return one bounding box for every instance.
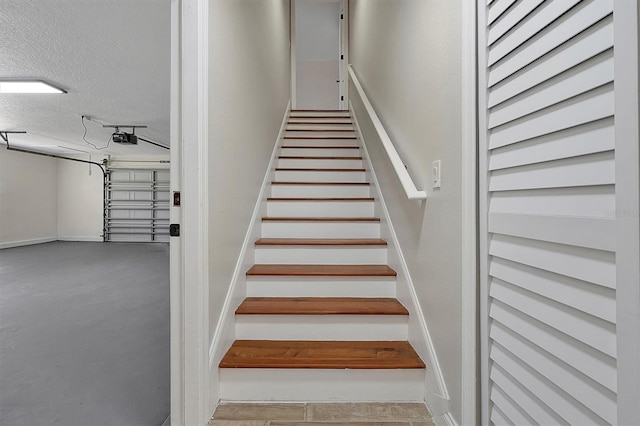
[288,122,353,125]
[267,197,374,201]
[271,181,370,185]
[284,136,357,139]
[219,340,426,369]
[286,129,356,132]
[281,146,359,149]
[275,168,365,172]
[262,217,379,222]
[289,115,350,118]
[236,297,408,315]
[246,264,395,276]
[255,238,387,246]
[279,156,362,160]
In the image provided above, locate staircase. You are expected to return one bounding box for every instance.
[219,109,426,401]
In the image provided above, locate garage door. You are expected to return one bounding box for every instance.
[104,168,170,242]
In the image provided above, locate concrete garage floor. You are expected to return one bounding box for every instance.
[0,241,170,426]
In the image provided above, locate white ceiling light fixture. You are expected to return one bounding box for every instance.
[0,80,66,94]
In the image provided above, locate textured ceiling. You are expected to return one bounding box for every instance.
[0,0,170,155]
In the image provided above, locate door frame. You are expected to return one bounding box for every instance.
[460,1,478,425]
[613,1,640,423]
[170,0,211,425]
[290,0,349,111]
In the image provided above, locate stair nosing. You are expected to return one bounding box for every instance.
[255,238,387,246]
[287,122,353,125]
[267,197,374,201]
[283,136,357,140]
[271,181,370,185]
[281,146,359,149]
[275,168,365,172]
[219,340,426,369]
[235,297,408,316]
[285,129,356,132]
[262,217,379,222]
[246,264,395,276]
[278,156,362,160]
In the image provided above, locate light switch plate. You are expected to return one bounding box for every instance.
[432,160,441,189]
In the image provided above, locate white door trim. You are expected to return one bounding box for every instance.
[170,0,210,424]
[613,2,640,423]
[460,1,477,425]
[339,0,349,110]
[169,0,183,423]
[290,0,297,110]
[476,2,491,424]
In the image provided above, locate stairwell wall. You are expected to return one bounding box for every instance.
[349,1,465,423]
[207,0,291,403]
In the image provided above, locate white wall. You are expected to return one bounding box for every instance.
[0,148,58,248]
[295,0,340,109]
[349,0,465,422]
[207,0,290,392]
[57,160,105,241]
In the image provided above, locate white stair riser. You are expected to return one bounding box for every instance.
[285,132,356,139]
[280,138,356,146]
[236,315,408,340]
[267,201,374,217]
[278,158,363,168]
[283,139,360,147]
[271,184,370,198]
[287,125,354,131]
[288,124,353,129]
[261,221,380,238]
[275,170,366,182]
[220,369,425,401]
[288,114,353,124]
[246,277,396,298]
[280,148,360,157]
[254,246,387,264]
[290,112,350,118]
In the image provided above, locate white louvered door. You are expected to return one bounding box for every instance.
[478,1,640,425]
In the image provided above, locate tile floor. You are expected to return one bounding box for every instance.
[209,403,434,425]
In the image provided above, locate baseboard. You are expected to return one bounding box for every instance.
[57,236,103,242]
[425,392,451,420]
[0,237,57,250]
[161,414,171,426]
[350,101,451,414]
[433,412,457,426]
[208,101,291,408]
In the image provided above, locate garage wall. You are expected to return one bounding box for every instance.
[57,160,105,242]
[0,150,166,247]
[0,148,58,248]
[349,0,465,422]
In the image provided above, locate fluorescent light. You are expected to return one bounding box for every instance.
[0,80,66,94]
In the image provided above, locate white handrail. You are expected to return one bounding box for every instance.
[348,66,427,200]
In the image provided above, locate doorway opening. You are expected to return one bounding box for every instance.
[291,0,348,110]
